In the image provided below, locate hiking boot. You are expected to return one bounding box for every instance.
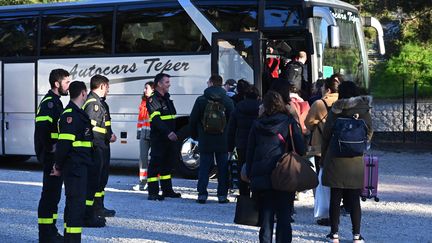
[84,217,106,228]
[162,191,181,198]
[326,233,339,243]
[148,194,165,201]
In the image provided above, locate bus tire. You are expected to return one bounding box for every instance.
[0,155,31,163]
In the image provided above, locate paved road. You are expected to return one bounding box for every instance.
[0,150,431,242]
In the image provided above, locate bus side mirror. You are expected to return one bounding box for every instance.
[328,25,340,48]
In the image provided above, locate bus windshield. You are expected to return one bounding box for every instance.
[313,8,367,88]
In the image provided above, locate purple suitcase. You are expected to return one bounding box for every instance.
[361,155,379,202]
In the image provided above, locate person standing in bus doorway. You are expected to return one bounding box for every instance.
[51,81,93,243]
[281,51,309,99]
[83,75,117,219]
[146,73,181,200]
[133,81,154,191]
[35,68,70,243]
[189,74,234,204]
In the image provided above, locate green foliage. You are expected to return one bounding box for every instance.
[371,42,432,98]
[0,0,76,6]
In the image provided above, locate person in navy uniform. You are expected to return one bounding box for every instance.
[35,68,70,243]
[146,73,181,200]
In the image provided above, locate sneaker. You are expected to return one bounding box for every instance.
[317,218,330,226]
[326,233,339,243]
[162,191,181,198]
[353,234,365,243]
[148,194,165,201]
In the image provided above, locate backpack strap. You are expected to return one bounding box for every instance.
[316,99,331,135]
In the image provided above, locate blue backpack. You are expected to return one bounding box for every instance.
[330,115,368,157]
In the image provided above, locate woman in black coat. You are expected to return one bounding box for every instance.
[227,86,261,196]
[246,91,306,243]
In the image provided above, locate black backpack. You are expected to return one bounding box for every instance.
[286,61,303,90]
[330,114,368,157]
[202,98,226,134]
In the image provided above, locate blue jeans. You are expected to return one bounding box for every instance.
[258,190,295,243]
[197,152,228,199]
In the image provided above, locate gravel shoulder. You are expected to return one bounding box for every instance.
[0,149,431,242]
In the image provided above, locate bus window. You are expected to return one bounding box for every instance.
[196,4,258,32]
[0,16,37,57]
[116,6,210,54]
[41,12,112,56]
[263,2,303,28]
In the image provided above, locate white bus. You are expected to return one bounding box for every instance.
[0,0,384,177]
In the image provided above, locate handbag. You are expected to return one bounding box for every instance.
[233,195,260,227]
[271,125,318,192]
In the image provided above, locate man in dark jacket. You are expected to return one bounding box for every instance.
[227,86,260,196]
[83,75,116,221]
[52,81,93,243]
[190,74,234,204]
[35,68,70,243]
[146,73,181,201]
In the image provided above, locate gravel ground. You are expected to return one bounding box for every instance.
[0,149,431,242]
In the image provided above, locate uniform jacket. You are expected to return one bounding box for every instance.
[55,101,93,173]
[321,96,373,189]
[147,90,176,141]
[305,93,339,156]
[227,98,261,151]
[189,86,234,153]
[246,113,306,191]
[34,90,63,163]
[137,98,151,140]
[83,92,113,147]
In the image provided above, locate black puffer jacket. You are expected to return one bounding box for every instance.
[246,113,306,191]
[227,98,261,151]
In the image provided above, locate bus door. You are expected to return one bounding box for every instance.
[2,62,35,155]
[211,32,263,93]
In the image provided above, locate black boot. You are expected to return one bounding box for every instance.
[100,195,116,217]
[84,216,106,228]
[161,178,181,198]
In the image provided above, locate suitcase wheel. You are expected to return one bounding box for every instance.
[374,197,379,202]
[361,197,366,202]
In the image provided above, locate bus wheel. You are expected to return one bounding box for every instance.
[176,126,200,179]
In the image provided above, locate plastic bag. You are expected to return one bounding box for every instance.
[314,170,330,218]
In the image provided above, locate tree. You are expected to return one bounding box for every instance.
[0,0,76,6]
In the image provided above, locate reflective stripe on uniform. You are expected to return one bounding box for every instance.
[147,177,159,182]
[94,192,103,198]
[105,121,111,126]
[92,126,107,134]
[53,213,58,220]
[160,174,171,180]
[37,96,53,115]
[82,98,97,110]
[35,116,53,123]
[160,115,176,120]
[58,133,76,141]
[66,227,82,234]
[72,141,92,148]
[51,133,59,139]
[38,217,54,224]
[62,108,72,114]
[91,120,97,126]
[85,200,94,206]
[101,191,105,196]
[149,111,161,121]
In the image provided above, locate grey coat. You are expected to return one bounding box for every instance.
[321,96,373,189]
